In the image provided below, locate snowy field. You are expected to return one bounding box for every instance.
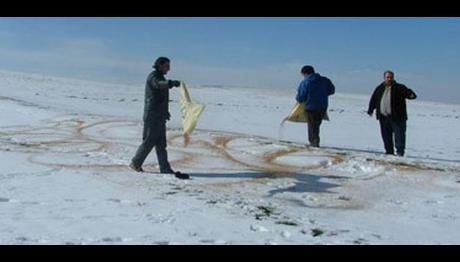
[1,69,460,244]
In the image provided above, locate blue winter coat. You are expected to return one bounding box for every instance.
[295,73,335,111]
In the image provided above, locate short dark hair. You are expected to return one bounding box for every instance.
[384,70,394,77]
[153,56,170,70]
[301,65,315,75]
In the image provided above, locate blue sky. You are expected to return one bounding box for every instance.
[1,17,460,104]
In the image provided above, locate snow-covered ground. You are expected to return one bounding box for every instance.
[1,69,460,244]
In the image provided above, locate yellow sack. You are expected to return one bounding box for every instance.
[179,82,205,146]
[281,102,329,124]
[279,102,329,139]
[283,102,307,123]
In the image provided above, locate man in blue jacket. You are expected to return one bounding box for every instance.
[295,65,335,147]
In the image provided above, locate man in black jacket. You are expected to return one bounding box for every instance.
[367,70,417,156]
[130,56,189,179]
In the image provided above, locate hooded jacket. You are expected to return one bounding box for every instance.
[367,81,417,121]
[296,73,335,111]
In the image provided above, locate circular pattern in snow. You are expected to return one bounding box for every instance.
[1,114,445,180]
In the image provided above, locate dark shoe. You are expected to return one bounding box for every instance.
[174,171,190,180]
[129,162,144,172]
[161,169,190,179]
[396,152,404,157]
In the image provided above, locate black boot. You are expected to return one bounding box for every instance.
[129,162,144,172]
[174,171,190,180]
[160,168,190,180]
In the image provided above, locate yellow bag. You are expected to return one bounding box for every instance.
[279,102,329,139]
[281,102,329,124]
[179,82,205,146]
[283,102,307,123]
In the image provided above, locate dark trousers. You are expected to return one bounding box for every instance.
[131,119,172,171]
[378,115,407,156]
[305,109,327,147]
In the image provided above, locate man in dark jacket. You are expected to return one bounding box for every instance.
[367,70,417,156]
[130,56,189,179]
[296,65,335,147]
